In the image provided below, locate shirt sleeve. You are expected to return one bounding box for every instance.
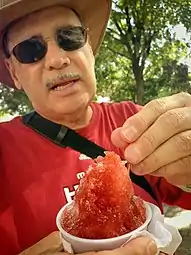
[157,178,191,210]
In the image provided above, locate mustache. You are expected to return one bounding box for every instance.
[46,72,81,89]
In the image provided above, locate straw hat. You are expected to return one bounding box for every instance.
[0,0,111,88]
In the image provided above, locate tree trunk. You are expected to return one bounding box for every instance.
[135,74,144,105]
[132,62,144,105]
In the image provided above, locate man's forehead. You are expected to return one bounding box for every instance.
[23,5,77,23]
[7,6,80,40]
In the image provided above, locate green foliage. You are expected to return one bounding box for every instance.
[0,0,191,114]
[144,61,191,103]
[96,0,191,104]
[0,84,32,115]
[95,34,135,102]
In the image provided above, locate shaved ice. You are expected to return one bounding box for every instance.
[62,151,146,239]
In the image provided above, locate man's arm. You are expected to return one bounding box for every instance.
[157,177,191,210]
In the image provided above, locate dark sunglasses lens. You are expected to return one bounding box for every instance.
[13,38,47,64]
[57,27,86,51]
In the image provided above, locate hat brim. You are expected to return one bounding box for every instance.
[0,0,111,88]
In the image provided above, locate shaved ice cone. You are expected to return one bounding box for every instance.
[56,151,152,253]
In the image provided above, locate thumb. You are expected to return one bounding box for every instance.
[121,236,157,255]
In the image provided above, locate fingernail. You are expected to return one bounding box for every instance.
[147,240,157,255]
[131,164,143,174]
[121,126,137,141]
[124,146,141,164]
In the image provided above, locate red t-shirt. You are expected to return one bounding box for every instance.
[0,101,191,255]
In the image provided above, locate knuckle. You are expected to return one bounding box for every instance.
[149,152,161,169]
[181,156,191,171]
[135,113,149,129]
[162,109,186,129]
[141,133,156,152]
[179,91,191,99]
[165,158,191,185]
[159,165,169,177]
[175,132,191,152]
[143,152,160,172]
[147,98,168,115]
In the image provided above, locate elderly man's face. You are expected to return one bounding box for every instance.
[5,6,96,118]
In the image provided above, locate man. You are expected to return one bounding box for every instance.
[0,0,191,254]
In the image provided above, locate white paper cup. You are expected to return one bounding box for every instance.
[56,201,152,253]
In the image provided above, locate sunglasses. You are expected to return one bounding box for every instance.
[8,26,87,64]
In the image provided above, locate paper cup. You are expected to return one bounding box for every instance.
[56,201,152,253]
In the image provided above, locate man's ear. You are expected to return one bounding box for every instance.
[88,43,95,65]
[91,48,95,65]
[4,58,22,90]
[86,35,95,63]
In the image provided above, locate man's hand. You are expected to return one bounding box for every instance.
[19,231,63,255]
[19,232,158,255]
[111,92,191,186]
[96,237,157,255]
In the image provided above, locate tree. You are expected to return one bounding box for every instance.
[95,41,191,105]
[105,0,191,104]
[144,61,191,103]
[95,32,135,102]
[0,0,191,114]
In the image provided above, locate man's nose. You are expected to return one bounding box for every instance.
[44,41,70,70]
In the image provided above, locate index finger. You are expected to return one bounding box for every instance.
[121,92,191,142]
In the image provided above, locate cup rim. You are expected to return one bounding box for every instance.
[56,199,152,244]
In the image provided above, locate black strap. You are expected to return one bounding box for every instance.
[22,111,158,202]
